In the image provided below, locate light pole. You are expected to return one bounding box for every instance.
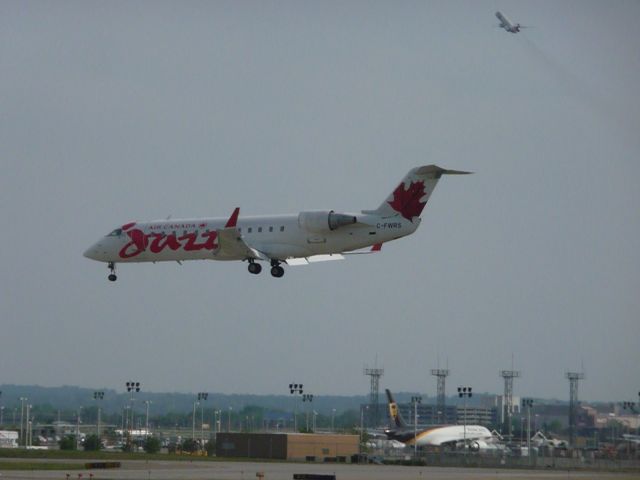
[411,396,422,457]
[25,404,31,448]
[214,410,221,433]
[302,394,313,432]
[19,397,27,447]
[522,398,534,463]
[192,400,199,440]
[76,406,83,450]
[125,381,141,447]
[289,383,303,432]
[93,391,104,439]
[144,400,152,437]
[227,406,233,432]
[331,409,336,432]
[0,406,4,427]
[359,405,369,455]
[623,399,639,452]
[458,387,472,451]
[197,393,208,444]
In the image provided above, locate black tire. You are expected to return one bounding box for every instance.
[270,266,284,278]
[108,274,117,282]
[248,263,262,275]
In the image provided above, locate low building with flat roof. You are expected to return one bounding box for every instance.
[0,430,18,448]
[215,432,359,461]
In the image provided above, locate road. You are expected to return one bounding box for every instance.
[1,459,639,480]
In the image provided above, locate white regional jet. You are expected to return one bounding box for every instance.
[84,165,470,280]
[495,11,526,34]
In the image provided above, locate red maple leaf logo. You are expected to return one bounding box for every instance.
[387,180,427,221]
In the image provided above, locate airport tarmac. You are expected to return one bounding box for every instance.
[1,459,639,480]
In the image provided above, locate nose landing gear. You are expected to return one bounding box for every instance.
[107,262,117,282]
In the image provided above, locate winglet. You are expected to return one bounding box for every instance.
[371,243,383,252]
[225,207,240,228]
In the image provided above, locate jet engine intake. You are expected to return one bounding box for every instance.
[298,210,357,233]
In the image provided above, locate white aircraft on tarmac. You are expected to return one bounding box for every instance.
[383,389,499,451]
[84,165,470,280]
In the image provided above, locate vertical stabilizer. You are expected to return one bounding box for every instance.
[366,165,471,222]
[386,389,408,429]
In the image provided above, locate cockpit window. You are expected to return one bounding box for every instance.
[106,228,123,237]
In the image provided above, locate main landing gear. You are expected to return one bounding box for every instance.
[270,259,284,278]
[107,262,117,282]
[246,259,285,278]
[248,260,262,275]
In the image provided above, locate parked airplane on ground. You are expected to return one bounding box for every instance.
[384,389,497,450]
[495,11,527,34]
[84,165,470,280]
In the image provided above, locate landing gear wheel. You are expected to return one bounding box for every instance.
[248,262,262,275]
[270,265,284,278]
[107,262,117,282]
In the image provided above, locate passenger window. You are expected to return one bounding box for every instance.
[269,226,273,232]
[238,228,242,233]
[280,226,285,232]
[258,227,262,233]
[248,227,252,233]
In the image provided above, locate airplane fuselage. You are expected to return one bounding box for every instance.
[386,424,492,447]
[495,11,520,33]
[84,212,419,264]
[84,165,470,279]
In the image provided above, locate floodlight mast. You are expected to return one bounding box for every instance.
[500,370,520,439]
[364,366,384,427]
[458,387,472,449]
[431,369,450,424]
[565,372,585,447]
[289,383,303,431]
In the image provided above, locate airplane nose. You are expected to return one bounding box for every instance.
[83,242,103,261]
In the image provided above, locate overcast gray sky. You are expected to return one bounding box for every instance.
[1,1,638,402]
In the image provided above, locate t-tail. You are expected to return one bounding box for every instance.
[386,389,408,429]
[364,165,471,222]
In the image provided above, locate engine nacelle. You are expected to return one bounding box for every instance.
[298,210,357,233]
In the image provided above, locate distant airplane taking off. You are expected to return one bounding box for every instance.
[84,165,470,280]
[495,11,526,34]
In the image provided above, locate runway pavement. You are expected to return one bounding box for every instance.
[1,459,639,480]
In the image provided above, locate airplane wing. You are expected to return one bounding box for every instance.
[214,208,270,261]
[216,227,269,261]
[286,254,344,266]
[288,242,381,265]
